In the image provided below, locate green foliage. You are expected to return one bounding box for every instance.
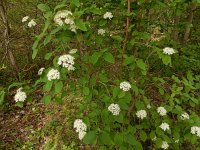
[1,0,200,149]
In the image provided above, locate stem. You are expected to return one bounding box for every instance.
[122,0,131,53]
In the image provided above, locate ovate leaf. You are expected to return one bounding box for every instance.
[103,52,115,64]
[83,131,97,144]
[37,4,50,12]
[55,81,63,93]
[75,19,87,31]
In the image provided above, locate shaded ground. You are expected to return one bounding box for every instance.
[0,93,81,150]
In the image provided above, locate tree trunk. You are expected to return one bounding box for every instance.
[183,3,197,43]
[0,0,19,77]
[172,15,180,42]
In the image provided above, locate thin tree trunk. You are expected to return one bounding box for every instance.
[172,15,180,41]
[183,3,197,43]
[0,0,19,77]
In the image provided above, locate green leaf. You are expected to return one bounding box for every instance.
[37,4,50,12]
[71,0,80,7]
[42,95,51,104]
[162,55,171,65]
[90,52,102,64]
[83,87,90,95]
[32,21,50,59]
[99,20,107,26]
[114,133,123,145]
[125,134,137,146]
[112,87,120,98]
[99,132,113,145]
[115,113,124,123]
[99,73,108,83]
[54,4,68,11]
[111,36,123,42]
[75,19,87,31]
[43,81,53,92]
[55,81,63,93]
[44,34,52,45]
[140,130,147,142]
[103,52,115,64]
[123,56,134,65]
[83,131,97,144]
[15,102,24,108]
[135,101,145,109]
[136,59,146,70]
[44,52,53,60]
[0,90,5,105]
[155,138,163,148]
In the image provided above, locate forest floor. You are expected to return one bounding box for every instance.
[0,92,81,150]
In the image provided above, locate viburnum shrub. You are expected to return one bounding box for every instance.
[28,1,200,149]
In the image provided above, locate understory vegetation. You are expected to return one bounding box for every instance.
[0,0,200,149]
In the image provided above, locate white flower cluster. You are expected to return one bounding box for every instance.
[120,81,131,91]
[161,141,169,149]
[57,54,75,71]
[69,49,78,54]
[14,88,27,102]
[191,126,200,137]
[54,10,76,32]
[73,119,87,140]
[174,139,179,143]
[147,104,151,109]
[47,69,60,81]
[108,103,120,116]
[163,47,175,55]
[136,110,147,119]
[98,29,106,35]
[38,67,45,75]
[152,136,157,141]
[22,16,29,22]
[22,16,37,28]
[160,122,170,131]
[180,112,190,120]
[157,106,167,116]
[28,19,37,28]
[103,12,113,20]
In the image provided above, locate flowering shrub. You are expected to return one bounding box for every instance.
[29,1,200,149]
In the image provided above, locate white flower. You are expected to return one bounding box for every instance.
[191,126,200,137]
[136,110,147,119]
[103,12,113,20]
[69,49,78,54]
[57,54,75,71]
[160,122,170,131]
[64,18,74,25]
[175,139,179,143]
[14,88,27,102]
[28,19,36,28]
[47,69,60,81]
[38,67,45,75]
[54,10,72,26]
[163,47,175,55]
[120,81,131,91]
[74,119,87,133]
[108,103,120,116]
[147,104,151,109]
[69,24,77,32]
[152,136,157,141]
[54,10,77,32]
[22,16,29,22]
[74,119,87,140]
[161,141,169,149]
[180,112,190,120]
[78,131,86,140]
[98,29,106,35]
[157,107,167,116]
